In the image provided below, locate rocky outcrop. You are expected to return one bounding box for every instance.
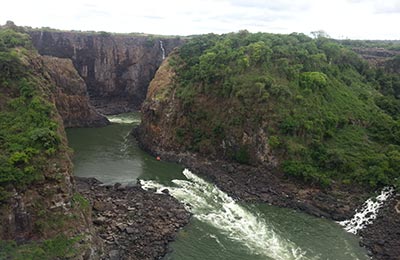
[29,31,184,114]
[137,56,278,166]
[76,177,190,260]
[359,195,400,259]
[42,55,109,128]
[352,47,400,67]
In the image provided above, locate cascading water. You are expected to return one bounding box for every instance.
[107,113,140,124]
[141,169,309,260]
[160,40,166,60]
[339,187,394,234]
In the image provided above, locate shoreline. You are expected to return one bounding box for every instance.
[75,177,191,260]
[133,128,399,259]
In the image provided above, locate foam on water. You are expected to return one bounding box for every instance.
[141,169,310,260]
[339,187,394,234]
[107,116,140,124]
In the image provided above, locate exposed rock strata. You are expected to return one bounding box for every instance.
[76,177,191,260]
[42,55,109,127]
[29,31,184,114]
[352,47,400,67]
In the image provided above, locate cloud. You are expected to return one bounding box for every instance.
[228,0,311,11]
[374,1,400,13]
[0,0,399,39]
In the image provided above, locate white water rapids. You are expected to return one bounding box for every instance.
[107,115,140,124]
[339,187,394,234]
[141,169,311,260]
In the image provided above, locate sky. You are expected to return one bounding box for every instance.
[1,0,400,40]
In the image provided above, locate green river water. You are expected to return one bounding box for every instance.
[66,112,369,260]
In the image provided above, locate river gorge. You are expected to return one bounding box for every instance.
[67,113,369,260]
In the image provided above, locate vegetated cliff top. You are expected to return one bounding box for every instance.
[0,27,94,259]
[141,30,400,190]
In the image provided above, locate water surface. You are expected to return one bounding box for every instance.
[66,113,369,260]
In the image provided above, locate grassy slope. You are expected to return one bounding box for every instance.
[162,31,400,189]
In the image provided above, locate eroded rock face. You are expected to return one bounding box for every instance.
[42,55,109,128]
[29,31,184,114]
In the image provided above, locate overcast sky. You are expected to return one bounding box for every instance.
[1,0,399,39]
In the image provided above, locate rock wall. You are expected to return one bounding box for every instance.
[137,56,278,166]
[0,48,100,258]
[42,55,109,128]
[352,47,400,67]
[29,31,184,114]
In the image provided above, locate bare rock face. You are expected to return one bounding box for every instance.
[42,55,109,128]
[29,31,184,114]
[352,47,400,67]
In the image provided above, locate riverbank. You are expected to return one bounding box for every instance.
[75,177,191,260]
[133,129,398,259]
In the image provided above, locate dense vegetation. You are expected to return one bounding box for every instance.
[167,31,400,189]
[0,28,62,201]
[0,27,91,259]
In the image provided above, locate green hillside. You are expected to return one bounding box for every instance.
[160,31,400,189]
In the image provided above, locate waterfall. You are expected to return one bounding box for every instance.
[339,187,394,234]
[159,40,166,60]
[141,169,310,260]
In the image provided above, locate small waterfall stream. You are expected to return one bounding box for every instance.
[160,40,166,60]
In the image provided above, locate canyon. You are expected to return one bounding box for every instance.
[29,30,184,115]
[1,22,399,259]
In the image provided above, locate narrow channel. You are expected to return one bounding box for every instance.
[66,112,369,260]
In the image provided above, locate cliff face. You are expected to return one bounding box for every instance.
[42,55,109,128]
[137,56,278,166]
[29,31,184,114]
[0,28,99,258]
[352,47,400,67]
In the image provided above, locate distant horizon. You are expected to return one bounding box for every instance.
[4,21,400,42]
[2,0,400,40]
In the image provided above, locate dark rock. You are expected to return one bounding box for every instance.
[109,250,120,260]
[29,31,185,114]
[125,227,135,234]
[76,176,190,260]
[41,56,109,128]
[359,196,400,260]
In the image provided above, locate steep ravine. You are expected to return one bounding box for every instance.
[29,30,184,114]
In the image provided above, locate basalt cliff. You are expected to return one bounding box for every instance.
[29,30,184,115]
